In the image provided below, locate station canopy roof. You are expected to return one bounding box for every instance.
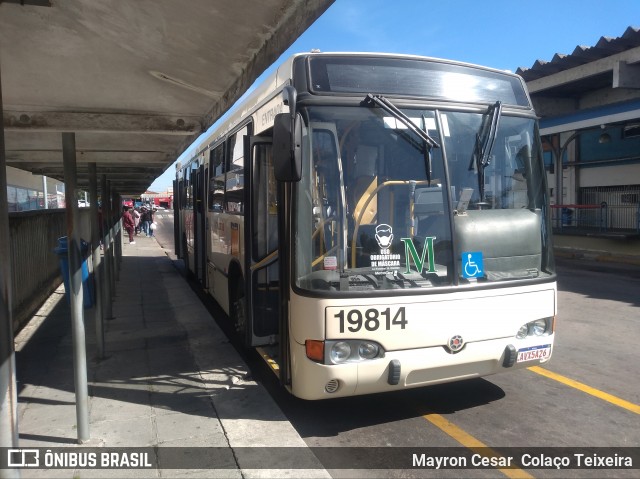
[0,0,332,196]
[516,26,640,97]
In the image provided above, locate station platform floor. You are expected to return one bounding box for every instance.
[13,234,329,478]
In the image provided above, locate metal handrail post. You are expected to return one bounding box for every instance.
[89,164,104,358]
[101,175,113,320]
[111,190,120,282]
[107,181,117,293]
[116,194,123,270]
[62,132,90,443]
[600,202,608,232]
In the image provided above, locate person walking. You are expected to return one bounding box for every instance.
[133,207,141,235]
[123,206,136,244]
[140,206,150,236]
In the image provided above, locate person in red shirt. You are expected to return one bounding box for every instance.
[123,206,136,244]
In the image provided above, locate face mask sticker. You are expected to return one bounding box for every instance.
[370,224,400,275]
[375,224,393,251]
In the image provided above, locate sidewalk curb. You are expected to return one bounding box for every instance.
[554,247,640,267]
[13,237,331,478]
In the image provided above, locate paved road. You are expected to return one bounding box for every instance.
[151,208,175,254]
[253,259,639,478]
[158,215,640,478]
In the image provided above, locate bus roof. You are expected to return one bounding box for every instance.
[182,52,529,166]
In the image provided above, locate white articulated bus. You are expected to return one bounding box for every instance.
[175,52,556,400]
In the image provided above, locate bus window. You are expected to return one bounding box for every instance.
[209,144,225,212]
[190,161,200,208]
[252,143,278,259]
[226,125,248,214]
[184,167,192,209]
[311,128,341,270]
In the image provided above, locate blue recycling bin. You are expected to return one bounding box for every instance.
[54,236,94,309]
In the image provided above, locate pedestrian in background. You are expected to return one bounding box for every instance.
[148,208,156,237]
[133,207,141,235]
[141,206,150,236]
[123,206,135,244]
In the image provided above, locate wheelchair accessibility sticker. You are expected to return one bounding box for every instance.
[462,251,484,279]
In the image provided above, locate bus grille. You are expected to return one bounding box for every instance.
[325,379,340,393]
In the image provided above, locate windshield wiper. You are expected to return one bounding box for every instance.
[469,101,502,205]
[364,94,440,182]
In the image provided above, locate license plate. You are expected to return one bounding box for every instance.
[517,344,551,363]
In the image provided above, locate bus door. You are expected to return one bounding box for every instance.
[193,164,207,285]
[173,179,181,258]
[199,164,209,288]
[247,137,281,348]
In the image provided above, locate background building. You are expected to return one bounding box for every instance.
[518,26,640,238]
[141,188,173,209]
[6,165,65,211]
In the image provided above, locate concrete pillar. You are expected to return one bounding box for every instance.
[62,132,90,443]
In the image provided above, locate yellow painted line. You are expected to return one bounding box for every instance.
[423,413,533,479]
[528,366,640,415]
[255,347,280,378]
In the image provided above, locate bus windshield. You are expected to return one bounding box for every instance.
[294,105,553,293]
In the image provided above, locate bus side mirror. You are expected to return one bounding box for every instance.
[273,112,302,182]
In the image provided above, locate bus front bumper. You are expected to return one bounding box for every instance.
[289,334,553,400]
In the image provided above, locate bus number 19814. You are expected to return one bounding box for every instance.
[335,307,407,333]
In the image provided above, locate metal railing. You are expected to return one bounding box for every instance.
[552,202,640,234]
[579,185,640,233]
[8,208,92,333]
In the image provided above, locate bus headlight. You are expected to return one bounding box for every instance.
[330,342,351,363]
[324,339,385,364]
[358,342,380,359]
[516,324,529,339]
[531,319,547,336]
[516,317,552,339]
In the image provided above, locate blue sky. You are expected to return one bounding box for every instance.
[149,0,640,191]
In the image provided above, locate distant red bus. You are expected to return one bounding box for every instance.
[152,196,172,208]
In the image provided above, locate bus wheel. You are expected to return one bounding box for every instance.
[230,278,246,340]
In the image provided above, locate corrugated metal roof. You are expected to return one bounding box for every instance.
[516,26,640,81]
[0,0,333,196]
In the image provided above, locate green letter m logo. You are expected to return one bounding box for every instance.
[401,237,437,274]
